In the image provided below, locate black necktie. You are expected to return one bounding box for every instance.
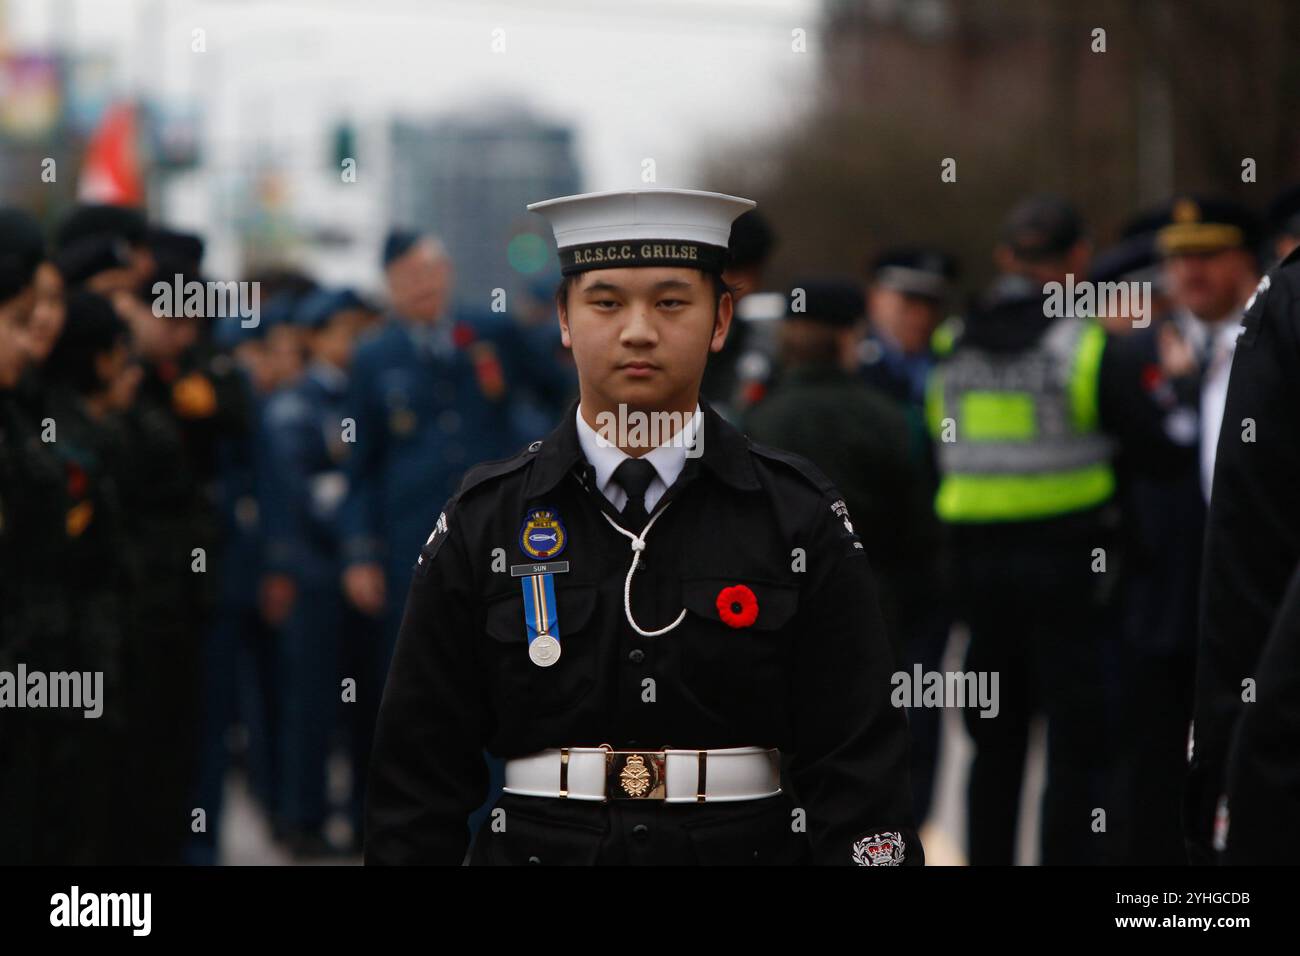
[612,457,657,531]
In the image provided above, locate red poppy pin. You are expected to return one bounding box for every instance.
[716,584,758,629]
[451,322,477,349]
[65,461,88,499]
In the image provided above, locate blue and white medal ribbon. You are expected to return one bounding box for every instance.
[521,572,562,667]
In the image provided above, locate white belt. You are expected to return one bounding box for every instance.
[503,745,782,803]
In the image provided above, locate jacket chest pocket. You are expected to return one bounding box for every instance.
[676,576,799,714]
[483,583,600,715]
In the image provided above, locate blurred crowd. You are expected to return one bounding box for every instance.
[0,209,575,864]
[1,179,1298,864]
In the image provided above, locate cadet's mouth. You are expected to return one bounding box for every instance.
[617,360,660,378]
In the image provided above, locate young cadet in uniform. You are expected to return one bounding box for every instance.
[366,188,921,866]
[262,288,373,855]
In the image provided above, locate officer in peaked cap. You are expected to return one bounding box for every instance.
[365,188,921,866]
[1155,196,1263,503]
[860,246,957,407]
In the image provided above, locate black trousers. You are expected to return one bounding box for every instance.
[467,791,810,865]
[951,517,1116,865]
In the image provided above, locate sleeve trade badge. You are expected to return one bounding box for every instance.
[519,508,567,560]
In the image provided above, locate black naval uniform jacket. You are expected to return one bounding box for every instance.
[365,399,921,865]
[1189,244,1300,863]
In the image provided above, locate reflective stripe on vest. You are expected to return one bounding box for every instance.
[926,317,1115,522]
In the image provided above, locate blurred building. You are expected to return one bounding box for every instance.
[388,108,581,309]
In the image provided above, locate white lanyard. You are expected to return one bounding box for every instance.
[600,505,687,637]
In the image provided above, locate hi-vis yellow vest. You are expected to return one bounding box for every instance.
[925,316,1114,523]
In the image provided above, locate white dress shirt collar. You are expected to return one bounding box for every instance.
[574,403,702,514]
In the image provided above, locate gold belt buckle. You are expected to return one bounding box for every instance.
[601,745,667,800]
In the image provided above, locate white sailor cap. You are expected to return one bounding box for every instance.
[526,187,756,276]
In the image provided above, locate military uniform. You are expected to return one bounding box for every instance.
[263,349,374,844]
[340,315,520,636]
[366,188,920,866]
[114,360,216,863]
[1189,244,1300,863]
[0,386,79,863]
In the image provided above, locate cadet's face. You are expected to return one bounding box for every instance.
[1164,248,1255,322]
[558,267,731,415]
[266,325,306,386]
[29,263,66,364]
[314,311,363,369]
[234,340,276,394]
[0,291,36,389]
[96,341,140,410]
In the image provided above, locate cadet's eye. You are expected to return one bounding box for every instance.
[658,298,686,309]
[593,299,621,310]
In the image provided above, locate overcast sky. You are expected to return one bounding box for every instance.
[6,0,823,192]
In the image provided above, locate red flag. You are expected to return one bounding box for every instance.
[78,102,145,205]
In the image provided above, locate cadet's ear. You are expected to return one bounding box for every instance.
[557,296,572,349]
[709,289,734,354]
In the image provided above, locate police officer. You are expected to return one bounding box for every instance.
[366,188,921,866]
[1188,242,1300,864]
[1155,198,1263,504]
[859,247,957,409]
[927,195,1190,864]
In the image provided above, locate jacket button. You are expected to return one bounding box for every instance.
[628,648,645,664]
[528,855,541,864]
[632,824,649,840]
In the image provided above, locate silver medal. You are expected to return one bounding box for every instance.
[529,633,561,667]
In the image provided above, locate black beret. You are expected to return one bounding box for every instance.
[1156,196,1261,255]
[870,246,957,300]
[726,210,775,270]
[45,290,128,394]
[0,207,46,302]
[382,229,422,268]
[54,235,135,287]
[783,278,865,328]
[1000,195,1084,261]
[55,204,147,252]
[147,227,205,270]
